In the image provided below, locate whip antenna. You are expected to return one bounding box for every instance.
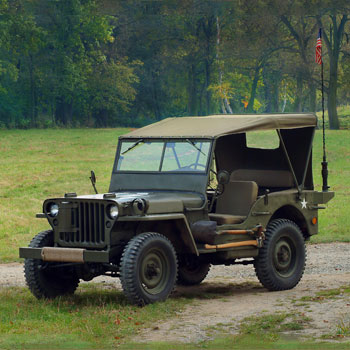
[316,28,329,192]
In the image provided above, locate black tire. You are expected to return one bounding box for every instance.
[120,232,178,305]
[24,230,79,299]
[254,219,306,291]
[178,256,210,286]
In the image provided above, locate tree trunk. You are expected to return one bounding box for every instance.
[272,76,279,112]
[216,15,232,114]
[281,81,287,112]
[65,102,72,126]
[29,55,37,126]
[55,100,64,125]
[328,61,340,129]
[151,71,161,120]
[309,83,316,113]
[247,64,260,113]
[317,15,348,129]
[188,64,198,115]
[263,66,272,113]
[205,59,211,114]
[294,73,303,112]
[55,100,72,126]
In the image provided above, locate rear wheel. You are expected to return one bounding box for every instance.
[178,256,210,286]
[120,232,178,305]
[24,230,79,299]
[254,219,306,291]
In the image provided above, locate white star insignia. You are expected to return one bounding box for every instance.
[301,198,307,209]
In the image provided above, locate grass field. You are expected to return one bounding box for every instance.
[0,127,349,262]
[0,126,349,349]
[0,284,191,349]
[1,285,349,349]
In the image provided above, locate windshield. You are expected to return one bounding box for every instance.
[116,139,211,173]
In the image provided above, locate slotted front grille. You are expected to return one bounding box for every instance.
[78,202,106,243]
[57,201,107,247]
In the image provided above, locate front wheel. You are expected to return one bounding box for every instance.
[120,232,178,305]
[254,219,306,291]
[24,230,80,299]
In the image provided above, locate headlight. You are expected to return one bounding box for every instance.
[109,205,119,220]
[49,203,59,217]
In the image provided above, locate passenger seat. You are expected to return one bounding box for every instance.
[209,181,258,225]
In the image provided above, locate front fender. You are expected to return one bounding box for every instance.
[118,213,198,255]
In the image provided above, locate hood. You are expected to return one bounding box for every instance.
[76,191,204,214]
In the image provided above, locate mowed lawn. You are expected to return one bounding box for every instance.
[0,128,129,262]
[0,128,348,262]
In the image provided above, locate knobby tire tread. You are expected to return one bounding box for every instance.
[24,230,79,299]
[120,232,178,305]
[254,219,306,291]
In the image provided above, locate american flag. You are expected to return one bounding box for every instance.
[316,29,322,65]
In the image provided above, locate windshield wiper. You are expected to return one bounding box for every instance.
[121,139,144,155]
[185,139,206,156]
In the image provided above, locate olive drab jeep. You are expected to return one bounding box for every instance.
[19,114,334,305]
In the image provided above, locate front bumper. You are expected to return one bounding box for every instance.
[19,247,110,263]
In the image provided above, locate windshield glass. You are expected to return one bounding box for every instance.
[116,140,211,173]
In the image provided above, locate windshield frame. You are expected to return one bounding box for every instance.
[113,138,214,175]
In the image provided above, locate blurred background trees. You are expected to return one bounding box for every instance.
[0,0,349,129]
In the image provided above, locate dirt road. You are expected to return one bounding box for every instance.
[1,243,350,343]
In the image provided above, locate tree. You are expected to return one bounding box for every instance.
[280,14,318,112]
[317,13,348,129]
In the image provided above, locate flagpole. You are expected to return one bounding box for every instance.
[319,28,329,192]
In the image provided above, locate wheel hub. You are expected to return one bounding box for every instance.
[274,240,292,272]
[145,262,161,279]
[140,251,169,293]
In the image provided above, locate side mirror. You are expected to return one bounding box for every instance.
[217,170,230,185]
[90,170,98,194]
[90,170,96,185]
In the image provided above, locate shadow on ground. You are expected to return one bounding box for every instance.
[172,280,265,300]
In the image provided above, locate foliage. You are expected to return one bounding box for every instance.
[0,1,350,127]
[0,0,139,128]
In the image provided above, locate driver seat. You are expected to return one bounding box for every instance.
[209,181,258,225]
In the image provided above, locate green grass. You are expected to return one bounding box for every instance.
[298,285,350,302]
[316,105,350,129]
[122,339,350,350]
[237,312,311,341]
[321,318,350,340]
[311,128,350,243]
[2,284,348,350]
[0,128,129,262]
[0,284,191,349]
[123,312,348,350]
[0,125,349,261]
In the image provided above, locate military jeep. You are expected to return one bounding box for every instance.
[20,114,334,305]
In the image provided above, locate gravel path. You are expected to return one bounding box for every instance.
[1,243,350,344]
[1,243,349,287]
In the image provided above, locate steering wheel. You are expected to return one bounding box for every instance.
[188,164,217,178]
[188,163,206,170]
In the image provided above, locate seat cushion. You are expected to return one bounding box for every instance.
[209,213,246,225]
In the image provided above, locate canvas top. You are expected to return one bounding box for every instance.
[121,113,317,139]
